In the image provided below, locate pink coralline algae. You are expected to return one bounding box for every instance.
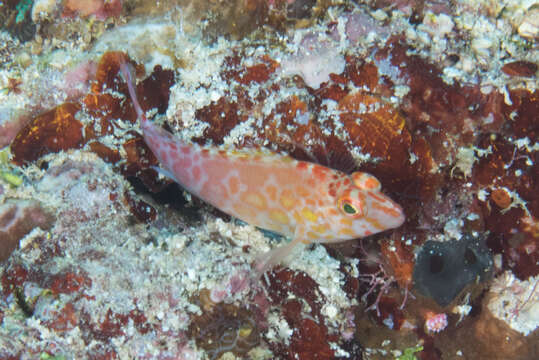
[425,312,448,334]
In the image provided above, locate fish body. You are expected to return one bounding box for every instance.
[121,64,405,271]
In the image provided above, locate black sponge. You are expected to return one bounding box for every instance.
[413,234,492,307]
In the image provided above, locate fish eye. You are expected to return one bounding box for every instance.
[338,196,365,218]
[342,202,357,214]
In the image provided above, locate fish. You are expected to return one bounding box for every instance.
[120,63,405,275]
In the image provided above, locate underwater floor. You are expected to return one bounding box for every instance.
[0,0,537,359]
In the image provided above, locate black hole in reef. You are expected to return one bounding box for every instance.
[39,160,49,171]
[429,254,444,274]
[464,247,477,266]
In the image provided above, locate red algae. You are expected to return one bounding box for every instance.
[137,65,175,114]
[501,61,538,78]
[264,268,351,359]
[235,56,279,85]
[11,103,84,165]
[194,98,246,145]
[504,89,538,140]
[88,142,121,163]
[1,264,28,295]
[83,52,139,136]
[49,271,92,295]
[472,133,538,278]
[43,302,79,332]
[380,238,414,291]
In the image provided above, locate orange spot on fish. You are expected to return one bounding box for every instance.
[301,208,318,223]
[312,165,328,181]
[200,148,210,158]
[365,217,385,230]
[367,191,387,204]
[293,211,304,225]
[363,177,380,190]
[371,202,402,218]
[266,185,277,201]
[269,209,290,225]
[228,176,240,194]
[279,190,295,210]
[328,186,337,197]
[306,197,316,206]
[339,228,355,236]
[296,162,309,171]
[296,186,310,198]
[241,192,267,210]
[352,172,381,191]
[311,224,328,234]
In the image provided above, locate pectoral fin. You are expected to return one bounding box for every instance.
[254,226,308,277]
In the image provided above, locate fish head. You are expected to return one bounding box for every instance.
[331,171,405,239]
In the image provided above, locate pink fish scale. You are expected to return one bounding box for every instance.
[218,169,249,213]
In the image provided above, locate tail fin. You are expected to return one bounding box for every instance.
[119,62,146,124]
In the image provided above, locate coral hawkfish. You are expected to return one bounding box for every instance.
[120,63,405,274]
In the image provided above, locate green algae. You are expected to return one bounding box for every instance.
[0,147,23,187]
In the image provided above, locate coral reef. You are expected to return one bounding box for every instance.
[0,0,537,359]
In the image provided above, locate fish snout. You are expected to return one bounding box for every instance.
[368,193,405,230]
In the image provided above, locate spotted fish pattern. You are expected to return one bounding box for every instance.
[121,64,405,273]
